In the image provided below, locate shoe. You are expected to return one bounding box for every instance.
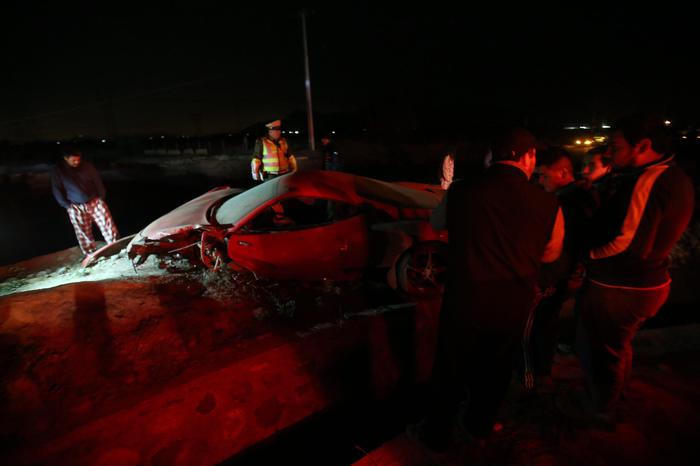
[406,419,452,453]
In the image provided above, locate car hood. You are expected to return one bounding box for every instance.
[138,186,242,240]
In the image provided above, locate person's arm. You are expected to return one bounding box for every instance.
[590,165,669,260]
[441,154,454,188]
[542,207,565,263]
[251,139,263,180]
[50,168,70,209]
[252,138,262,158]
[283,139,297,171]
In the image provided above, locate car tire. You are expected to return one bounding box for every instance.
[396,241,447,298]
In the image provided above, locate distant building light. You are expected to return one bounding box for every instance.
[295,131,300,135]
[601,124,611,129]
[161,136,165,139]
[681,136,688,139]
[575,140,582,145]
[56,141,61,144]
[584,139,593,145]
[101,139,106,143]
[579,125,589,130]
[594,136,606,143]
[564,126,578,130]
[331,131,336,134]
[664,120,672,126]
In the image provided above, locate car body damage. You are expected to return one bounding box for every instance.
[127,171,448,295]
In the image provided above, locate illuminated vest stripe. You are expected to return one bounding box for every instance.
[261,138,290,173]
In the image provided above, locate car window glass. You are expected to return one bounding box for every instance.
[243,198,359,232]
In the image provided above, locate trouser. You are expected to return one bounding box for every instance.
[576,279,670,412]
[67,198,119,255]
[527,286,566,378]
[425,316,524,439]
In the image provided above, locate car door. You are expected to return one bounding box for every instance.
[227,197,369,280]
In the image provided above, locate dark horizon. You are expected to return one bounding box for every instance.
[3,3,699,141]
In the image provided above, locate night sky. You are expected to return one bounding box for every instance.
[2,2,698,141]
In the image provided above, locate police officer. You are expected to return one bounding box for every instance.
[251,120,297,181]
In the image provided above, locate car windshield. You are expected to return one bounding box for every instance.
[215,177,285,225]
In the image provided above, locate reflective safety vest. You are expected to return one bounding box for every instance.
[261,137,290,174]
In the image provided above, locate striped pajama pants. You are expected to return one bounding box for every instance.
[67,198,119,255]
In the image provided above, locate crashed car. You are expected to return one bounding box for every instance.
[127,170,448,295]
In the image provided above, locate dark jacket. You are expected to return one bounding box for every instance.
[538,180,598,288]
[587,155,695,288]
[443,163,560,332]
[51,160,106,209]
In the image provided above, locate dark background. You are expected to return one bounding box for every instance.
[2,2,698,142]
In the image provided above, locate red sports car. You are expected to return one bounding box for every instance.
[127,170,447,295]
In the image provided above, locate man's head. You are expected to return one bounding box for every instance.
[536,147,575,192]
[62,148,82,168]
[265,119,282,140]
[610,115,671,168]
[582,145,612,182]
[492,127,538,178]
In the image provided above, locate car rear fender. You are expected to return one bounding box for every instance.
[371,221,448,290]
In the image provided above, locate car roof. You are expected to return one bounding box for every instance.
[215,171,442,225]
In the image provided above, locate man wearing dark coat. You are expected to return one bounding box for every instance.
[413,128,564,450]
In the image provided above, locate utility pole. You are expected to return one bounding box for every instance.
[300,9,316,151]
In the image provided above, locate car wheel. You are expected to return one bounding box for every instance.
[396,242,447,298]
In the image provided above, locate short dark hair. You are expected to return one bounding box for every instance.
[537,146,572,168]
[492,128,537,162]
[60,145,81,158]
[613,114,672,155]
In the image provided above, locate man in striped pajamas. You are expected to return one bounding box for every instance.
[51,148,120,257]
